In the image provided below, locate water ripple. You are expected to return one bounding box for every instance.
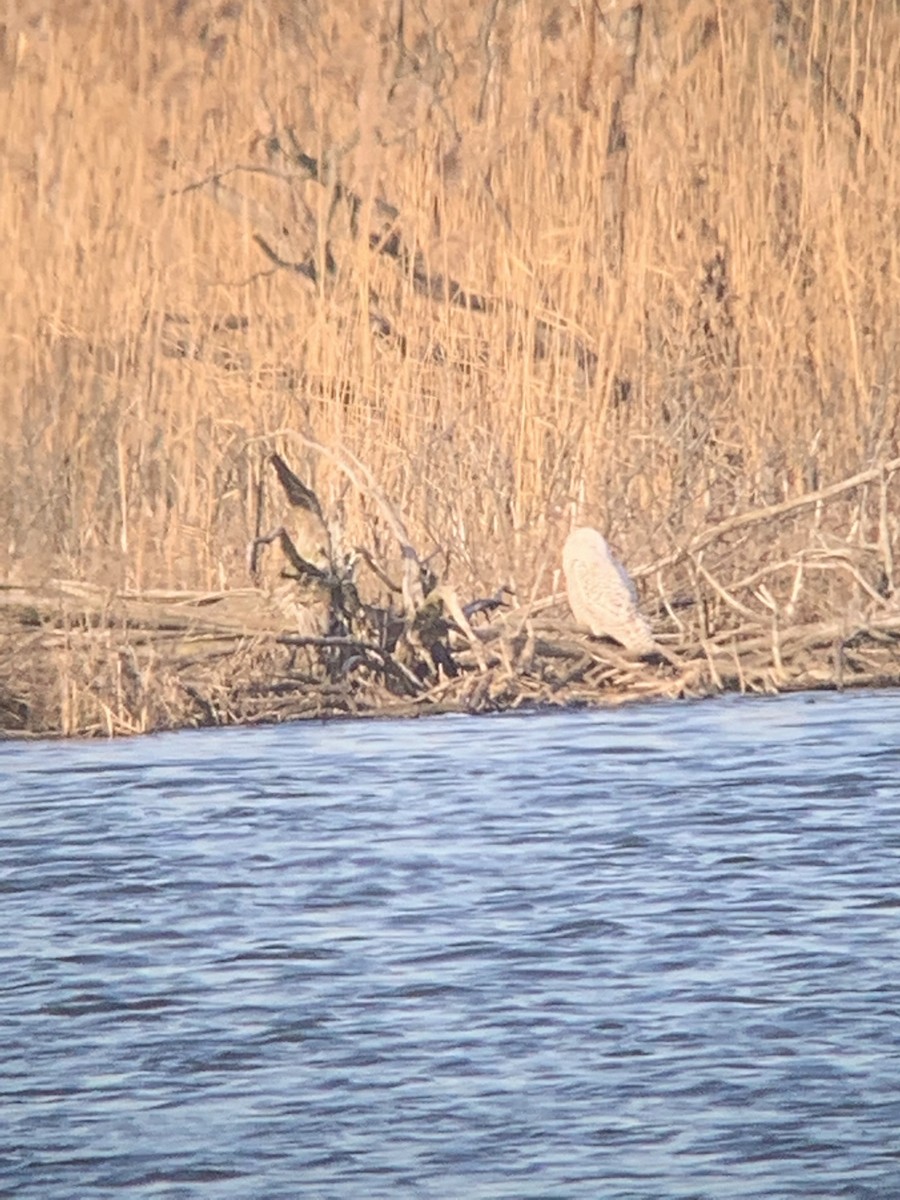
[3,690,900,1197]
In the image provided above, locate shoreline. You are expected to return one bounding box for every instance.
[4,580,899,741]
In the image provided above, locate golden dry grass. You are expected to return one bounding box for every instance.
[2,0,899,637]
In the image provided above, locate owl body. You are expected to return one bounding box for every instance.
[562,527,654,653]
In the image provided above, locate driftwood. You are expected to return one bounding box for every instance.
[2,576,899,738]
[3,452,900,738]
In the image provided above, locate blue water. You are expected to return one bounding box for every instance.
[2,690,900,1199]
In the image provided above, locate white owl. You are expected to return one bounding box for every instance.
[562,527,655,653]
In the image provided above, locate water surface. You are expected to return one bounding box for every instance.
[3,690,900,1198]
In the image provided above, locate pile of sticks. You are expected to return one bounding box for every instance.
[2,452,899,737]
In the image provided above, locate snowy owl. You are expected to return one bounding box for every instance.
[562,527,655,653]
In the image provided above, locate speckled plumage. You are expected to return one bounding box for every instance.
[562,527,654,653]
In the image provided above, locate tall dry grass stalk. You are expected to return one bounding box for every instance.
[2,0,898,630]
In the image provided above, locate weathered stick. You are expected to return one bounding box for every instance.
[638,456,900,578]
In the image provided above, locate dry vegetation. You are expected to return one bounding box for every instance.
[2,0,900,735]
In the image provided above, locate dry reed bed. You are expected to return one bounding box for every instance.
[2,2,900,734]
